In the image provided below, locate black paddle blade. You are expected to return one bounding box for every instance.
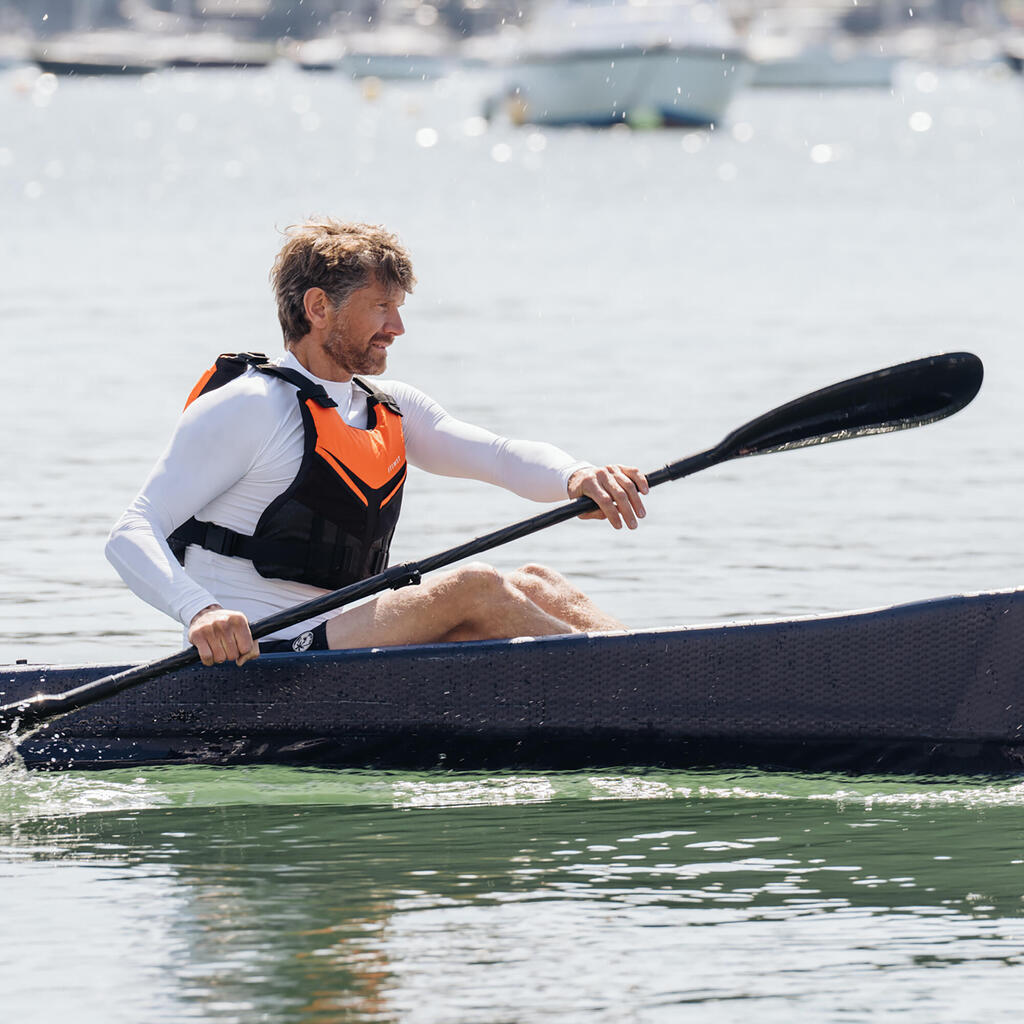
[717,352,983,458]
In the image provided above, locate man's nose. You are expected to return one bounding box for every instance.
[386,309,405,337]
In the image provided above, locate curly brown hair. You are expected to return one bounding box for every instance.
[270,219,416,345]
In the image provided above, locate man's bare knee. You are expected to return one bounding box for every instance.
[514,562,564,582]
[444,562,515,609]
[450,562,506,592]
[511,563,565,593]
[509,562,624,633]
[439,561,574,641]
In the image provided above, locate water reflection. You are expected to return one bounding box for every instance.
[4,773,1024,1021]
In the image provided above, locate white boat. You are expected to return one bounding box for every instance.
[481,0,752,127]
[154,32,278,69]
[749,37,901,88]
[742,6,904,89]
[29,30,166,75]
[336,25,457,81]
[288,35,348,72]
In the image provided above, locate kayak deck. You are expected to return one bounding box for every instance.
[4,587,1024,774]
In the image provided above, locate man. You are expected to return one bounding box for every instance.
[106,219,648,666]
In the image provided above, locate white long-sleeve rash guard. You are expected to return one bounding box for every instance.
[106,352,590,641]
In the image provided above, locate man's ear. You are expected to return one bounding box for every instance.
[303,287,331,329]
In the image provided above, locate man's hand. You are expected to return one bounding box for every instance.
[567,465,649,529]
[188,604,259,666]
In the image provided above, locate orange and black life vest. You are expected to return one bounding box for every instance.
[167,352,407,590]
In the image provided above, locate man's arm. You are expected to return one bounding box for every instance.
[388,382,648,526]
[108,496,258,666]
[105,381,275,665]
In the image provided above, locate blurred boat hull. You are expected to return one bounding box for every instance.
[750,43,900,88]
[499,43,750,127]
[482,0,750,127]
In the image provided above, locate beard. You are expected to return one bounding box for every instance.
[323,327,389,377]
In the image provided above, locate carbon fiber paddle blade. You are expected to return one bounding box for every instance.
[719,352,983,457]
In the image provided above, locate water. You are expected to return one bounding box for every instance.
[1,58,1023,1020]
[6,767,1024,1022]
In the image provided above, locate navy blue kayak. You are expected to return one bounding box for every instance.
[4,587,1024,774]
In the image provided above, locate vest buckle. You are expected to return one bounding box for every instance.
[203,524,237,557]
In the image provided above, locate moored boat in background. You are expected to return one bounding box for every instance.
[6,587,1024,775]
[480,0,752,127]
[748,35,902,88]
[336,24,457,80]
[154,32,278,69]
[29,30,165,74]
[742,5,904,88]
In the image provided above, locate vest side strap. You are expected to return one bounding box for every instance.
[168,517,374,577]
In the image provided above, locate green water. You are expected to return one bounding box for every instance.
[4,764,1024,1022]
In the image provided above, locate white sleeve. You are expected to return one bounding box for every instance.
[389,382,591,502]
[105,385,271,627]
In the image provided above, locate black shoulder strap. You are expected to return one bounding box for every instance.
[188,352,269,400]
[233,351,269,366]
[352,375,403,417]
[194,354,365,412]
[249,362,338,410]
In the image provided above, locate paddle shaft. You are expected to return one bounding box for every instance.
[2,352,983,733]
[250,448,718,637]
[0,450,725,730]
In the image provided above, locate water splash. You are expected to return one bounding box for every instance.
[1,729,26,774]
[4,759,1024,823]
[0,737,170,825]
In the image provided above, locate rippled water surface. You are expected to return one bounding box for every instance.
[1,56,1023,1022]
[6,765,1024,1022]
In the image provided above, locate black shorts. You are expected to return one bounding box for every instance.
[259,621,331,654]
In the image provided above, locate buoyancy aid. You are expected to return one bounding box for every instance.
[167,352,407,590]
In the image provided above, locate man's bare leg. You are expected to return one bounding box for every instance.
[325,562,580,649]
[508,563,625,632]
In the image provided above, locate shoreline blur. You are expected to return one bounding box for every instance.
[1,0,1021,83]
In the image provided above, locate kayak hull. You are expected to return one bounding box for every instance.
[5,588,1024,774]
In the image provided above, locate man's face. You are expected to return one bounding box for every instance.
[323,275,406,377]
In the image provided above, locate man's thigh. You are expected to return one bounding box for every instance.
[324,577,461,650]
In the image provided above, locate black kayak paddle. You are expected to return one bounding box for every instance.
[1,351,983,735]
